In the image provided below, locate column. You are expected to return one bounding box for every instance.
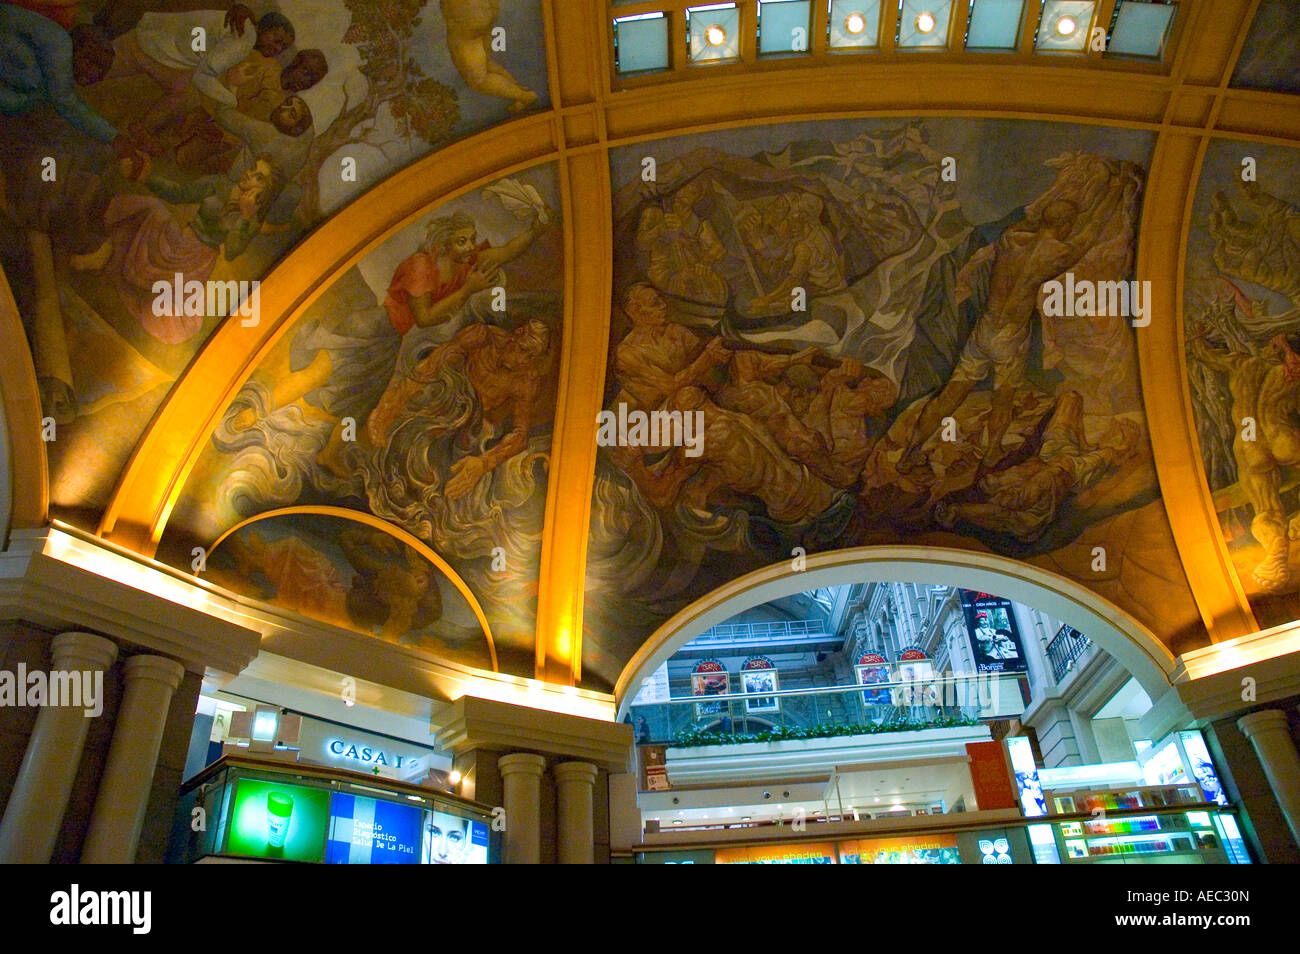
[81,655,186,863]
[0,632,118,863]
[1237,709,1300,848]
[554,761,598,864]
[498,752,546,865]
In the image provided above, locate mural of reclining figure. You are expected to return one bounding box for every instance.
[641,386,839,525]
[1189,330,1300,591]
[934,391,1140,543]
[802,356,898,488]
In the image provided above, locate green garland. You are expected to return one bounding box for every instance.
[670,715,980,748]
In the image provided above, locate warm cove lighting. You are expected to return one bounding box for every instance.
[1055,14,1077,37]
[845,11,867,34]
[915,11,936,33]
[705,24,727,46]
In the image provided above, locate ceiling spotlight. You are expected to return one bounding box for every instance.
[742,815,751,821]
[915,11,936,34]
[845,11,867,34]
[672,820,683,825]
[448,769,462,785]
[705,24,727,47]
[1054,14,1077,37]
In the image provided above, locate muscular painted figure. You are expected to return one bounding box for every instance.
[366,319,553,500]
[440,0,537,113]
[1190,332,1300,591]
[804,357,898,487]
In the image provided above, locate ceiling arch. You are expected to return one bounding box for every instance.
[0,0,1296,692]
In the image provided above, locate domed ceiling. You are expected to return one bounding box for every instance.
[1,0,1298,695]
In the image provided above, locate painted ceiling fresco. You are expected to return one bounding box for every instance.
[1184,140,1300,633]
[580,118,1203,692]
[1230,0,1300,95]
[160,163,563,677]
[0,0,549,523]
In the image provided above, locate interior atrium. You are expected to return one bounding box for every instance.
[0,0,1298,876]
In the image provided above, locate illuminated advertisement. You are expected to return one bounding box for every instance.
[226,779,331,862]
[422,809,490,865]
[1007,736,1047,817]
[691,660,729,718]
[740,656,780,713]
[1141,738,1187,787]
[895,648,937,706]
[1179,731,1229,806]
[715,842,836,864]
[840,835,960,864]
[959,590,1027,674]
[326,793,423,865]
[855,653,892,706]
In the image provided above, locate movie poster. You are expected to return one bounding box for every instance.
[959,590,1027,674]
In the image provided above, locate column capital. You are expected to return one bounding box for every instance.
[1238,708,1291,739]
[122,654,185,691]
[51,632,118,672]
[497,752,547,778]
[554,761,599,785]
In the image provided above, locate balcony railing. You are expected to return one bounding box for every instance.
[1046,626,1092,683]
[689,619,827,644]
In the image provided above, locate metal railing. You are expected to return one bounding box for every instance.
[688,619,828,644]
[1046,626,1092,683]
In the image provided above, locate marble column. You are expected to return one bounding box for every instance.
[0,632,118,863]
[81,655,186,863]
[554,761,598,864]
[1237,708,1300,848]
[498,752,546,864]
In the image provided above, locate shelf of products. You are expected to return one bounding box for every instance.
[1047,783,1204,815]
[1050,801,1229,864]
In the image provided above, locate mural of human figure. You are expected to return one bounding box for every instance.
[441,0,538,113]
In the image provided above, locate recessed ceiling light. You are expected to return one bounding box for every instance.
[874,797,881,803]
[915,11,936,34]
[742,815,751,821]
[705,24,727,46]
[1055,14,1077,37]
[845,11,867,34]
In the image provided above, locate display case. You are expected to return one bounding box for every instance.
[171,755,500,865]
[1045,783,1204,815]
[1048,808,1244,864]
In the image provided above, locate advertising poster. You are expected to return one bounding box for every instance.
[691,660,730,717]
[225,778,332,862]
[740,656,780,713]
[1006,736,1047,817]
[959,590,1027,674]
[715,842,836,864]
[895,648,936,705]
[422,809,490,864]
[839,835,960,864]
[1179,731,1229,806]
[855,653,892,706]
[640,745,671,791]
[326,794,423,865]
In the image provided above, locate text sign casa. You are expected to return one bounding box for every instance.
[327,738,416,770]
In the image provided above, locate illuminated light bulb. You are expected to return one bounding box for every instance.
[845,11,867,34]
[448,769,463,785]
[1055,14,1077,37]
[705,24,727,46]
[915,11,936,33]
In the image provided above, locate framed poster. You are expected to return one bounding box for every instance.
[959,590,1027,674]
[855,653,892,706]
[740,656,780,713]
[326,793,422,865]
[691,660,730,718]
[422,809,490,865]
[895,648,937,706]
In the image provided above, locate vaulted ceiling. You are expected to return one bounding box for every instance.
[1,0,1298,696]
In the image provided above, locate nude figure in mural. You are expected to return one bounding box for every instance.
[646,386,838,523]
[739,192,846,314]
[898,182,1119,475]
[803,357,898,488]
[636,180,729,307]
[715,346,827,468]
[934,391,1139,543]
[366,319,553,500]
[440,0,537,113]
[1189,331,1300,591]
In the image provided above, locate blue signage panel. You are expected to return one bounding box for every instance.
[326,793,423,865]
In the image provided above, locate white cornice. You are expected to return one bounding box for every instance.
[1172,620,1300,721]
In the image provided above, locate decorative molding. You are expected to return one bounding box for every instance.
[431,696,632,769]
